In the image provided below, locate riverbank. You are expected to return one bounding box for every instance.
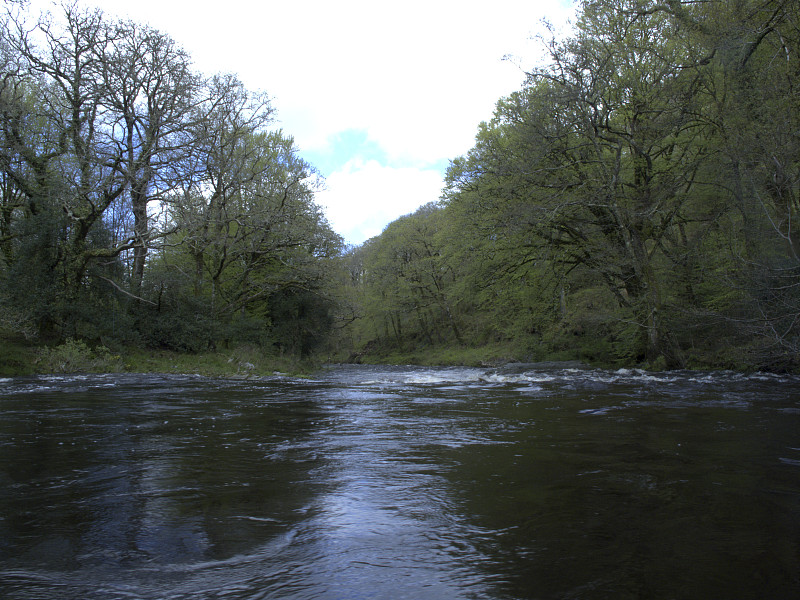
[336,332,800,373]
[341,339,626,370]
[4,332,793,377]
[346,344,518,368]
[0,334,315,378]
[1,330,557,378]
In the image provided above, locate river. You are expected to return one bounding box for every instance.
[0,364,799,599]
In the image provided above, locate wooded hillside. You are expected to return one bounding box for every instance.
[338,0,800,371]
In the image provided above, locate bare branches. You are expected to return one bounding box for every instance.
[96,275,156,305]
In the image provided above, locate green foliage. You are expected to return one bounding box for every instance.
[135,301,218,353]
[36,339,123,374]
[0,5,344,366]
[0,332,37,376]
[4,0,799,373]
[339,0,800,372]
[121,345,316,377]
[267,290,336,357]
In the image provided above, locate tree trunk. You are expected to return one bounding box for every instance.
[130,180,149,292]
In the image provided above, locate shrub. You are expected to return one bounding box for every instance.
[36,338,122,373]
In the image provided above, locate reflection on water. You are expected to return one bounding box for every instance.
[0,366,799,599]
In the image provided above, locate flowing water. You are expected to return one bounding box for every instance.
[1,364,799,599]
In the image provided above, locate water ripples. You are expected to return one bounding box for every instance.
[1,366,800,598]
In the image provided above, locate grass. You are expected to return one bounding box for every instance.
[0,333,319,378]
[122,345,314,377]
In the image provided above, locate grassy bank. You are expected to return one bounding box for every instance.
[3,333,768,378]
[0,334,317,378]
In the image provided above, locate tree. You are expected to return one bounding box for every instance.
[349,204,464,352]
[100,17,200,290]
[170,75,339,315]
[704,0,800,361]
[0,3,344,357]
[0,3,133,334]
[445,0,728,367]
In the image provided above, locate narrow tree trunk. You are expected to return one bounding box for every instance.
[130,182,149,291]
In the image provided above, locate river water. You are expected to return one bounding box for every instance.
[0,364,799,599]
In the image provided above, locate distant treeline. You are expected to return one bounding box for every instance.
[337,0,800,371]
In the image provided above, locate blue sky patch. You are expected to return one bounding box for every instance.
[301,128,450,177]
[301,129,388,176]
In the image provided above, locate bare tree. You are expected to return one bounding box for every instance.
[4,3,129,294]
[101,18,200,290]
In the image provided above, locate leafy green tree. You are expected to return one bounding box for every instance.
[154,75,342,351]
[346,204,463,354]
[8,5,129,294]
[339,0,798,370]
[170,75,340,316]
[701,0,800,362]
[444,0,733,366]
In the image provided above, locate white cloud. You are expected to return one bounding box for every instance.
[263,1,576,164]
[25,0,577,244]
[317,159,446,245]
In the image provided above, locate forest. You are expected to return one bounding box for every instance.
[0,1,342,373]
[2,0,799,373]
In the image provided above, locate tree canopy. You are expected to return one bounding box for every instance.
[3,0,798,372]
[0,2,341,357]
[339,0,800,371]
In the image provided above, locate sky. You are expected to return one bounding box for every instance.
[25,0,577,245]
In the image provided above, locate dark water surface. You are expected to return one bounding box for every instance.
[1,364,799,599]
